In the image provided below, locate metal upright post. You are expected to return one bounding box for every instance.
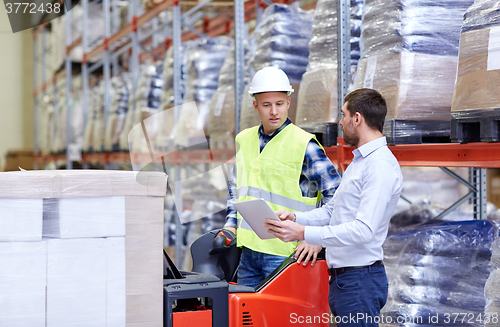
[41,29,48,169]
[52,77,58,169]
[65,0,73,169]
[255,0,262,25]
[172,0,183,265]
[112,0,119,77]
[33,34,39,170]
[336,0,350,139]
[471,167,488,220]
[82,0,90,169]
[130,0,140,121]
[103,0,111,155]
[234,0,245,136]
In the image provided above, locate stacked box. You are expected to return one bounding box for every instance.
[452,0,500,113]
[354,0,473,140]
[295,0,364,126]
[355,52,457,121]
[0,242,46,327]
[0,170,166,327]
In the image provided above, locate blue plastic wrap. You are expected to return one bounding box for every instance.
[382,220,497,327]
[208,40,253,144]
[485,238,500,327]
[462,0,500,32]
[250,4,313,83]
[185,37,232,104]
[361,0,474,57]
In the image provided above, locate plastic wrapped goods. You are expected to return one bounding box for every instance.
[207,40,254,149]
[485,238,500,327]
[354,52,457,121]
[352,0,472,130]
[104,75,132,152]
[82,84,102,153]
[91,82,106,152]
[360,0,474,58]
[155,46,189,151]
[249,4,313,83]
[296,68,338,125]
[176,37,232,144]
[127,63,164,154]
[295,0,364,126]
[0,170,166,326]
[462,0,500,33]
[452,1,500,113]
[382,220,497,326]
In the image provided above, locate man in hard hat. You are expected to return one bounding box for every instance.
[265,88,403,326]
[223,66,341,288]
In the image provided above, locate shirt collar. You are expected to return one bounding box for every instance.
[353,137,387,159]
[258,117,292,137]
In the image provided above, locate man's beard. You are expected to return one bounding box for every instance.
[343,129,359,148]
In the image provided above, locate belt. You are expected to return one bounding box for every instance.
[327,260,383,276]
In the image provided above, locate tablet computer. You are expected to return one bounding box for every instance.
[233,198,281,239]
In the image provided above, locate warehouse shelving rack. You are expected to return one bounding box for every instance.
[32,0,500,263]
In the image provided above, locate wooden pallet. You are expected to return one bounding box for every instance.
[384,120,451,145]
[451,109,500,143]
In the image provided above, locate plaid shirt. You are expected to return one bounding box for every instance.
[224,118,341,228]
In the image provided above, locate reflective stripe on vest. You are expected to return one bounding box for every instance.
[237,186,318,212]
[235,123,322,257]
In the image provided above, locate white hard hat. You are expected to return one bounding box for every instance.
[248,66,294,97]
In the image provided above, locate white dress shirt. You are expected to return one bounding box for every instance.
[295,137,403,268]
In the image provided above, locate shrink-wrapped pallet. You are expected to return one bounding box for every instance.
[207,40,254,149]
[295,0,364,126]
[353,0,473,142]
[174,37,232,146]
[0,170,167,327]
[452,0,500,113]
[382,220,497,326]
[240,4,313,131]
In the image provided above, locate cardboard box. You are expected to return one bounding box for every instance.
[0,198,43,241]
[0,170,167,327]
[0,241,46,327]
[125,196,164,327]
[296,68,338,125]
[355,52,458,121]
[4,150,34,171]
[452,27,500,112]
[43,196,126,238]
[107,237,127,327]
[46,238,107,327]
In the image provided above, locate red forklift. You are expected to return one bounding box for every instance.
[163,229,330,327]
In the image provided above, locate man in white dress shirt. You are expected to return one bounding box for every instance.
[265,88,403,327]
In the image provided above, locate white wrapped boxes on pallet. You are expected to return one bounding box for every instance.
[0,170,167,327]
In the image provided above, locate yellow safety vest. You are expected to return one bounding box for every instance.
[235,123,322,257]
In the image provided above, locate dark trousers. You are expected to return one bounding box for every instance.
[329,264,388,327]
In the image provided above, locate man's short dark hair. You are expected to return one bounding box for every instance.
[344,88,387,133]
